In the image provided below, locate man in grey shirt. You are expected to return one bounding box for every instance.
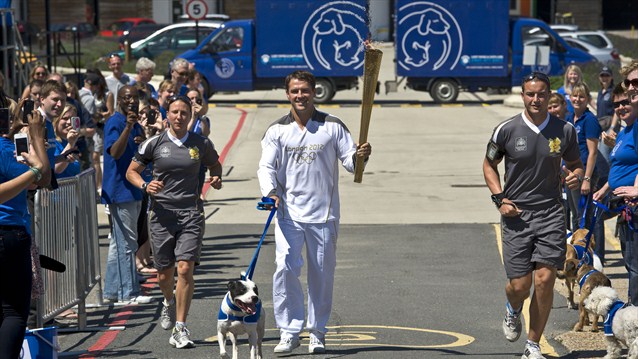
[483,72,584,359]
[105,54,130,112]
[126,95,222,349]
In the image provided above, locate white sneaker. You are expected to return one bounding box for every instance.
[503,304,522,342]
[274,336,300,354]
[521,342,546,359]
[308,334,326,354]
[130,295,153,304]
[160,299,176,330]
[169,324,195,349]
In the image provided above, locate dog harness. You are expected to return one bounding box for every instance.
[218,292,261,324]
[569,243,594,268]
[604,300,627,336]
[578,269,598,292]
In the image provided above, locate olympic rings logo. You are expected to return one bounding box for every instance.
[295,151,317,164]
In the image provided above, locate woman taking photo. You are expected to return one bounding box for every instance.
[0,109,51,359]
[53,104,81,178]
[594,83,638,305]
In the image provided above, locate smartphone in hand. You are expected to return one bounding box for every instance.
[147,109,157,125]
[0,108,9,135]
[70,116,81,131]
[14,132,29,161]
[23,100,35,123]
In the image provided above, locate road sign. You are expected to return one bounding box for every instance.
[186,0,208,21]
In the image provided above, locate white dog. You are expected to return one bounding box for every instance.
[585,286,638,359]
[217,278,265,359]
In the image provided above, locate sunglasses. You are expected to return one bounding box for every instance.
[522,72,551,87]
[624,78,638,88]
[613,99,631,108]
[167,95,193,110]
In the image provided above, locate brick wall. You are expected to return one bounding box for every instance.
[555,0,602,30]
[221,0,255,20]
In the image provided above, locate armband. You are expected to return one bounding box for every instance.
[486,141,504,162]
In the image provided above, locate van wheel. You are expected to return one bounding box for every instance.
[201,77,212,100]
[314,78,335,103]
[430,79,458,103]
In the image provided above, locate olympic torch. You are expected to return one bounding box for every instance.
[354,41,383,183]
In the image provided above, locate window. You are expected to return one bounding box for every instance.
[208,27,244,52]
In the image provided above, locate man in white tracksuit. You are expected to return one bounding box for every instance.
[257,70,372,355]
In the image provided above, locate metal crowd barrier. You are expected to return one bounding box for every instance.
[33,169,102,330]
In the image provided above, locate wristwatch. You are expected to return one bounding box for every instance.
[491,193,506,208]
[141,182,148,192]
[583,176,591,182]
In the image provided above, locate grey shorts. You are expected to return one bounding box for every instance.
[501,202,566,279]
[149,206,205,270]
[92,128,104,153]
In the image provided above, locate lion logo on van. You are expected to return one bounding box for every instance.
[398,2,462,71]
[301,1,367,71]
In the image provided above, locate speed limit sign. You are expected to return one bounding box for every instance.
[186,0,208,21]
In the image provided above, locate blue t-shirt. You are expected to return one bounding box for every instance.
[54,140,81,178]
[557,86,575,114]
[0,137,29,227]
[608,123,638,189]
[101,112,144,204]
[567,109,602,169]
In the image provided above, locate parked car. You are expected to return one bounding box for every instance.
[100,18,156,37]
[109,22,223,60]
[118,23,168,49]
[525,36,619,66]
[561,30,617,52]
[177,13,230,22]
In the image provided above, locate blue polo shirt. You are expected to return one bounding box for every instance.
[0,137,29,227]
[597,84,615,119]
[608,123,638,190]
[101,112,144,204]
[54,140,81,178]
[567,109,601,169]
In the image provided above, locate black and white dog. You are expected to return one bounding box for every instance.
[217,278,265,359]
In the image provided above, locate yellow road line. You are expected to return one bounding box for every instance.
[492,224,559,357]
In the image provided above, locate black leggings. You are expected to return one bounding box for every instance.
[0,226,32,359]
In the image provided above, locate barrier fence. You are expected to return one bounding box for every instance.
[34,169,102,330]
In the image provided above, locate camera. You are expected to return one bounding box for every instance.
[608,194,625,212]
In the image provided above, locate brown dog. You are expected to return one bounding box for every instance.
[556,229,598,310]
[572,262,611,332]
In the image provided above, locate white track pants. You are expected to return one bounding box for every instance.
[272,218,338,338]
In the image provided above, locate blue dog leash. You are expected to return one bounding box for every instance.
[242,197,277,281]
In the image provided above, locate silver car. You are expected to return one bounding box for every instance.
[561,31,620,66]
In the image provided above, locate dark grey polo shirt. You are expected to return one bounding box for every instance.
[488,112,580,208]
[135,131,219,210]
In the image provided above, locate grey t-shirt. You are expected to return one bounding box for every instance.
[135,131,219,210]
[105,74,130,110]
[489,112,580,208]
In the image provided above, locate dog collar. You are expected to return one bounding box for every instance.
[578,269,598,292]
[218,293,261,324]
[604,300,626,336]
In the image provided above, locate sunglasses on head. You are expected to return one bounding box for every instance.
[167,95,193,110]
[522,72,551,87]
[624,78,638,88]
[613,99,631,108]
